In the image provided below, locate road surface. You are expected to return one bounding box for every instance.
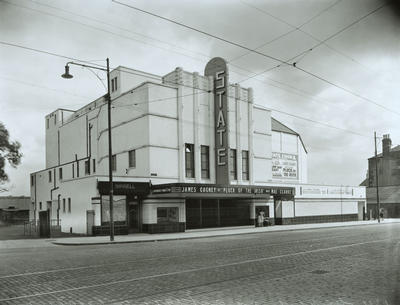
[0,223,399,304]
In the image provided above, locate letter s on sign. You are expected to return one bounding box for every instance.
[215,71,225,89]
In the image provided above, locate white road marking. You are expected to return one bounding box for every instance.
[0,237,396,302]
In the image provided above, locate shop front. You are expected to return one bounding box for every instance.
[151,183,295,231]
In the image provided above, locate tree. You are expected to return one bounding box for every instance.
[0,122,22,191]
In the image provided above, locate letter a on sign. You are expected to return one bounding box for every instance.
[204,57,230,185]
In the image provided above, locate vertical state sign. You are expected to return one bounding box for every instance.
[205,57,230,184]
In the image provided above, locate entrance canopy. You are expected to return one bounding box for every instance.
[151,183,295,199]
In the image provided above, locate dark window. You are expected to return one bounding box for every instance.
[111,77,118,92]
[76,161,79,178]
[229,149,237,180]
[48,171,52,183]
[59,167,63,180]
[68,198,71,213]
[92,159,96,173]
[72,163,75,178]
[129,150,136,168]
[201,145,210,179]
[39,202,42,210]
[242,150,249,181]
[63,199,66,213]
[157,207,179,223]
[185,144,195,178]
[54,114,57,125]
[85,160,90,175]
[46,118,49,129]
[112,155,117,171]
[31,175,35,186]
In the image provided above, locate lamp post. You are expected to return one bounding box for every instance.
[61,58,114,241]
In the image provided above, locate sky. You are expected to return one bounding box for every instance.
[1,0,400,196]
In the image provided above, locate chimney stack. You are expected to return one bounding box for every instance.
[382,134,392,157]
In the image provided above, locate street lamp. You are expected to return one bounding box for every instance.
[61,58,115,241]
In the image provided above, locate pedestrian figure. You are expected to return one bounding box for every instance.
[258,211,265,227]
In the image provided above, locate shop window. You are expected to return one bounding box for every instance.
[92,159,96,173]
[157,207,179,223]
[229,149,237,180]
[242,150,249,181]
[112,155,117,171]
[59,167,63,180]
[68,198,71,213]
[63,199,66,213]
[129,150,136,168]
[48,171,52,183]
[85,160,90,175]
[185,143,195,178]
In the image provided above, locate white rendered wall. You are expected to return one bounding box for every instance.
[253,106,272,184]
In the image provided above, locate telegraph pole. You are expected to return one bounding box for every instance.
[374,132,380,223]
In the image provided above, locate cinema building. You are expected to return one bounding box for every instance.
[30,58,366,235]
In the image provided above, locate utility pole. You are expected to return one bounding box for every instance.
[374,132,380,223]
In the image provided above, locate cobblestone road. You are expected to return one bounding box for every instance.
[0,223,399,305]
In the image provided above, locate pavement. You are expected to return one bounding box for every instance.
[50,218,400,246]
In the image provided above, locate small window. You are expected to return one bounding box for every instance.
[63,199,66,213]
[39,202,42,210]
[112,155,117,171]
[72,163,75,178]
[48,171,52,183]
[92,159,96,173]
[185,144,195,178]
[129,150,136,168]
[54,114,57,125]
[59,167,63,180]
[201,145,210,179]
[31,175,35,186]
[68,198,71,213]
[76,161,80,178]
[229,149,237,180]
[85,160,90,175]
[242,150,249,181]
[111,77,118,92]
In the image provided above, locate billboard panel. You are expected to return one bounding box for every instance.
[272,152,298,179]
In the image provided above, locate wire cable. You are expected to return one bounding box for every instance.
[111,0,395,117]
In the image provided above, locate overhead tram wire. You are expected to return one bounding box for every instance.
[238,0,377,73]
[230,0,343,64]
[0,40,378,139]
[1,0,206,64]
[4,0,384,117]
[111,0,397,117]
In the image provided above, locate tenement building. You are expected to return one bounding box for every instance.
[30,57,366,234]
[365,134,400,218]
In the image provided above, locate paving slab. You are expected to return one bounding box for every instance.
[50,219,400,246]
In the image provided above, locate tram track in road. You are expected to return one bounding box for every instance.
[0,228,387,280]
[0,237,396,303]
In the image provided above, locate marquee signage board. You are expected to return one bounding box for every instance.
[152,183,295,196]
[98,181,150,195]
[205,57,230,185]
